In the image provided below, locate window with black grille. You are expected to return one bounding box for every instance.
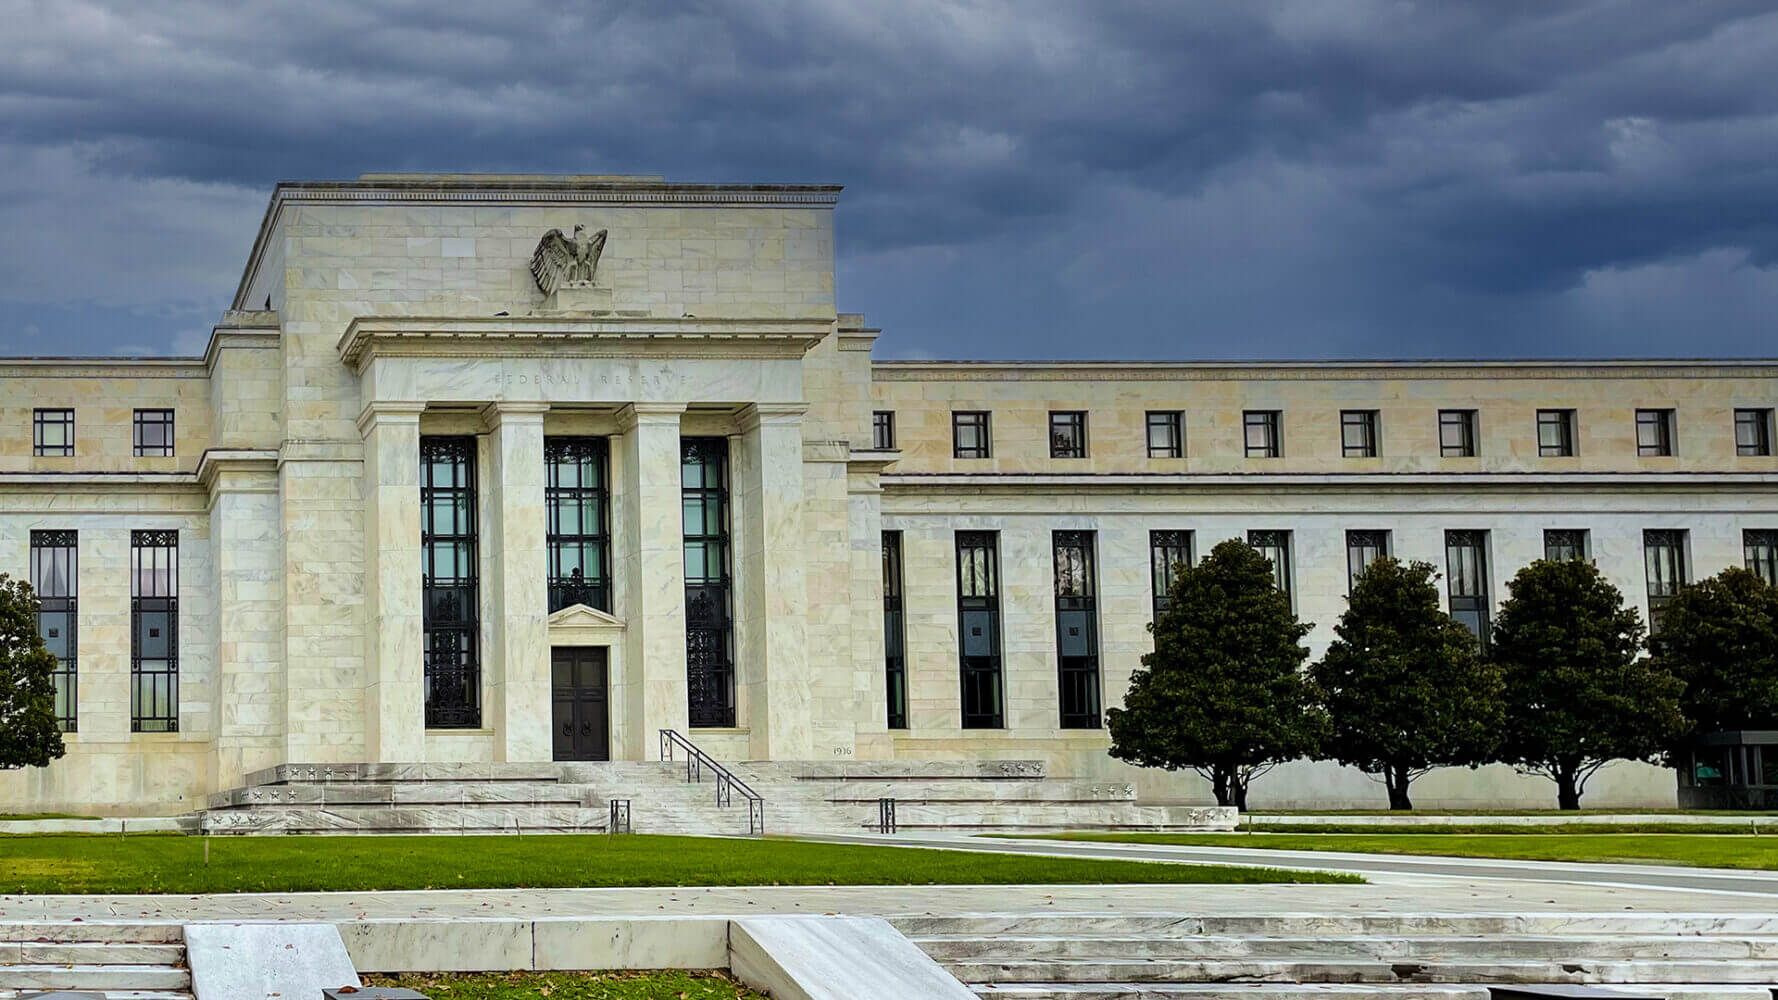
[1248,529,1293,599]
[872,411,896,451]
[952,411,991,459]
[1049,411,1087,459]
[955,531,1003,729]
[130,529,178,732]
[1345,530,1390,591]
[545,437,611,614]
[882,530,907,730]
[1636,409,1676,457]
[1445,530,1491,649]
[683,437,735,728]
[421,436,480,729]
[1544,529,1590,562]
[1244,410,1282,458]
[1340,410,1379,458]
[33,409,74,457]
[133,409,175,457]
[1537,409,1576,457]
[1439,410,1478,457]
[1149,529,1193,622]
[1053,531,1101,729]
[1644,529,1688,633]
[1747,529,1778,588]
[31,530,77,732]
[1737,408,1774,457]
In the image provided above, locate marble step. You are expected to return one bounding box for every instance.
[0,993,192,1000]
[209,780,594,809]
[893,914,1778,938]
[201,805,610,834]
[0,965,191,991]
[814,780,1142,803]
[0,923,183,944]
[917,934,1778,962]
[944,958,1778,985]
[971,986,1778,1000]
[0,941,185,964]
[243,762,566,785]
[744,760,1051,781]
[870,802,1235,830]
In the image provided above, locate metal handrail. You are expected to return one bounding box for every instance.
[659,728,766,835]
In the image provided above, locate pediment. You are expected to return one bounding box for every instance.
[547,604,628,630]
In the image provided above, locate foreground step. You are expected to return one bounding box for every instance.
[893,914,1778,938]
[202,804,609,834]
[0,941,184,965]
[944,958,1778,985]
[914,934,1778,962]
[0,965,191,991]
[0,923,183,944]
[0,993,193,1000]
[970,986,1778,1000]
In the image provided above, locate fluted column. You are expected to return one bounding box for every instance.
[736,403,812,759]
[359,402,426,762]
[616,403,688,758]
[485,402,551,762]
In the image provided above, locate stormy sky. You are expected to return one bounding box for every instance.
[1,1,1775,360]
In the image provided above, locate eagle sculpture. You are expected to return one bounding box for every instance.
[530,224,609,295]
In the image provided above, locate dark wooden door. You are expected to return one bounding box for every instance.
[551,647,609,761]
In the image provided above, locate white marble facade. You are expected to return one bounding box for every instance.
[0,174,1774,814]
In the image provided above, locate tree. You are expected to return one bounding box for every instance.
[1107,538,1324,810]
[1491,559,1684,810]
[1312,557,1503,810]
[1648,567,1778,749]
[0,574,63,776]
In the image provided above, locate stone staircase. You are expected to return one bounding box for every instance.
[893,914,1778,999]
[201,763,611,834]
[0,921,190,998]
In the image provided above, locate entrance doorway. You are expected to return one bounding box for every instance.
[551,646,610,761]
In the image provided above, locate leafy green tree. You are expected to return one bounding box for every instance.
[0,575,63,775]
[1491,559,1684,809]
[1108,538,1324,810]
[1312,557,1502,810]
[1649,567,1778,749]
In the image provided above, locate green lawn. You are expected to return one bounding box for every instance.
[0,833,1354,894]
[1238,821,1776,834]
[366,971,765,999]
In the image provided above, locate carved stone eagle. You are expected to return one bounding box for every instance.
[530,224,609,295]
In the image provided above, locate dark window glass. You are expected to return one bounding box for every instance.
[1445,530,1490,648]
[1644,529,1688,633]
[33,409,74,457]
[1049,411,1087,458]
[1636,409,1675,457]
[683,437,735,728]
[1439,410,1478,457]
[1537,409,1576,457]
[952,411,992,459]
[1150,529,1194,621]
[955,531,1003,729]
[1737,409,1774,457]
[882,530,908,730]
[133,409,175,458]
[31,530,77,732]
[1747,529,1778,588]
[421,436,480,729]
[546,437,611,614]
[1146,411,1183,459]
[1340,410,1379,458]
[130,529,178,732]
[1345,530,1389,591]
[872,411,896,450]
[1053,531,1101,729]
[1248,530,1293,599]
[1244,411,1281,458]
[1544,529,1589,562]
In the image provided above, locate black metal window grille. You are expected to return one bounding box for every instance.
[683,437,735,728]
[1053,530,1101,729]
[1544,529,1590,562]
[33,409,74,457]
[1636,408,1675,457]
[1146,411,1183,458]
[545,437,612,614]
[1049,411,1087,459]
[1244,410,1282,458]
[1340,410,1379,458]
[1445,530,1491,648]
[421,436,481,729]
[1345,530,1390,591]
[1537,409,1576,457]
[1644,528,1688,634]
[955,531,1004,729]
[952,411,991,459]
[1150,529,1194,621]
[1439,410,1478,457]
[872,411,896,450]
[132,409,175,457]
[30,530,77,732]
[1736,409,1774,457]
[130,529,178,732]
[1248,529,1293,599]
[882,530,908,730]
[1747,529,1778,588]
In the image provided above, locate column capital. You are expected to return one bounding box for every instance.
[355,401,426,438]
[736,402,809,431]
[480,401,551,428]
[616,402,688,432]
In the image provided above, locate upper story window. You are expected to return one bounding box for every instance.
[1736,408,1774,457]
[952,411,992,459]
[1340,410,1379,458]
[133,409,175,458]
[33,409,74,457]
[1537,409,1576,457]
[1146,411,1184,459]
[1244,410,1282,459]
[1438,409,1478,458]
[1635,408,1676,457]
[1049,411,1087,458]
[872,411,896,450]
[1544,528,1590,562]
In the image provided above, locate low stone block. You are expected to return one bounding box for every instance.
[729,916,975,1000]
[186,922,361,999]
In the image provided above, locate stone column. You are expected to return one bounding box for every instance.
[736,403,812,759]
[359,402,426,762]
[485,403,551,762]
[204,455,284,788]
[616,403,689,759]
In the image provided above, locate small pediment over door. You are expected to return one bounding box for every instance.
[547,604,627,646]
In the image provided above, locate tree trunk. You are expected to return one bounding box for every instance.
[1211,768,1232,808]
[1230,772,1250,812]
[1555,768,1583,811]
[1384,763,1414,811]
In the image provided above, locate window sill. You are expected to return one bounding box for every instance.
[687,726,751,736]
[427,727,496,736]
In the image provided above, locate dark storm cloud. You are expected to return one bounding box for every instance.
[0,0,1774,358]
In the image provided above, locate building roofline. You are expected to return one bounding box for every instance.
[871,357,1778,379]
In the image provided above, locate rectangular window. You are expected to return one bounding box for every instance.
[1445,530,1491,648]
[1737,408,1774,457]
[1644,529,1689,633]
[545,437,611,614]
[1053,531,1101,730]
[1544,529,1590,562]
[1439,410,1478,457]
[130,529,178,732]
[1346,530,1390,591]
[1747,529,1778,588]
[1049,411,1087,459]
[1537,409,1576,457]
[882,531,908,730]
[872,411,896,450]
[1636,408,1676,457]
[1150,530,1194,621]
[683,438,735,728]
[1244,410,1282,458]
[1340,410,1379,458]
[30,530,77,733]
[955,531,1004,729]
[952,411,992,459]
[32,409,74,457]
[1248,529,1293,599]
[132,409,175,458]
[1146,411,1184,459]
[421,436,480,729]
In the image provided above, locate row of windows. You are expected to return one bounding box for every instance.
[870,407,1778,461]
[30,408,176,458]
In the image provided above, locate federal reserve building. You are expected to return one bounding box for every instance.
[2,173,1776,824]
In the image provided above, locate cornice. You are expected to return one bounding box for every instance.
[882,471,1778,493]
[872,360,1778,382]
[0,471,201,492]
[195,449,280,490]
[0,358,208,378]
[337,315,832,370]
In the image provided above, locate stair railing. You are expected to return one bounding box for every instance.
[659,728,766,835]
